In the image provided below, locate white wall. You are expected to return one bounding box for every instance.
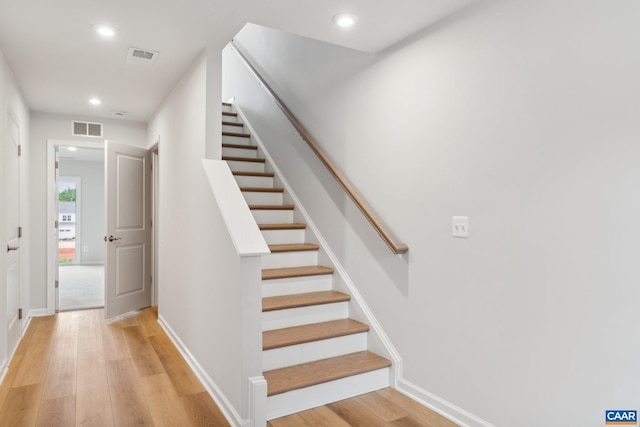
[59,158,105,264]
[29,112,146,310]
[0,49,30,375]
[149,50,255,423]
[226,1,640,425]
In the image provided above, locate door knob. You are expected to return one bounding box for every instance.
[7,245,19,252]
[108,236,122,242]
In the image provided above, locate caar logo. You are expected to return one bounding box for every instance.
[606,410,638,425]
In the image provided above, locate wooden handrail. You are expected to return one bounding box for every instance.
[229,42,408,255]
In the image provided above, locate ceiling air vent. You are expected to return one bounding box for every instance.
[126,47,159,65]
[72,121,103,137]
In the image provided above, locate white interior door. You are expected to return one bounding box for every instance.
[5,114,21,354]
[105,142,151,318]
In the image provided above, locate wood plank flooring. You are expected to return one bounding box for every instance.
[268,387,459,427]
[0,308,230,427]
[0,307,458,427]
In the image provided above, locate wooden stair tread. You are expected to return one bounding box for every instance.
[263,291,349,312]
[241,187,283,193]
[232,171,274,177]
[222,102,232,107]
[262,265,333,280]
[263,319,369,350]
[222,143,256,150]
[223,156,265,163]
[268,244,319,253]
[264,351,391,396]
[259,223,306,230]
[249,204,294,210]
[222,112,237,117]
[222,131,250,138]
[222,121,243,127]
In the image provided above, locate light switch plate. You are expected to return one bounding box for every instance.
[452,216,469,238]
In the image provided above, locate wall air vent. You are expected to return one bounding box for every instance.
[72,121,103,137]
[126,47,159,65]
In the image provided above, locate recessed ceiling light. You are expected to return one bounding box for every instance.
[89,98,102,106]
[95,25,117,38]
[333,13,358,28]
[66,147,78,152]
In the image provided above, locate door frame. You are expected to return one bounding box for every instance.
[46,139,103,314]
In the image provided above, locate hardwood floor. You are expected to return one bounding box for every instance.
[0,307,230,426]
[268,387,458,427]
[0,307,457,427]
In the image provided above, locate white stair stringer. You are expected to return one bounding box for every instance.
[266,367,390,420]
[225,103,394,421]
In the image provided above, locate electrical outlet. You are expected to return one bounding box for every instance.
[452,216,469,238]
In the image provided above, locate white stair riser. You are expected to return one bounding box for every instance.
[262,274,332,298]
[234,175,274,188]
[226,160,265,173]
[222,114,239,123]
[222,147,257,158]
[222,104,233,113]
[222,135,251,145]
[242,191,283,205]
[262,250,318,269]
[263,333,367,371]
[260,229,306,245]
[222,124,244,132]
[263,302,348,331]
[266,368,390,420]
[251,209,293,224]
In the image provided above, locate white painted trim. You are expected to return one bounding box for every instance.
[248,376,267,427]
[234,103,403,375]
[46,139,104,315]
[157,314,245,427]
[0,359,7,388]
[201,159,270,257]
[397,379,496,427]
[27,308,49,318]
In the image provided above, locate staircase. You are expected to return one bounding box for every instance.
[222,102,391,419]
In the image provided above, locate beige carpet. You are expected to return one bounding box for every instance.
[58,265,105,311]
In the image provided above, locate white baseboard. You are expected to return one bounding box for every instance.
[397,379,495,427]
[28,308,49,318]
[0,358,7,387]
[157,314,248,427]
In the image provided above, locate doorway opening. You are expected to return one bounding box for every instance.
[58,177,79,264]
[55,145,105,311]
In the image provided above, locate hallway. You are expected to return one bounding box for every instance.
[0,308,230,426]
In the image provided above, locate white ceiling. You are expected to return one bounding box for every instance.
[58,146,104,163]
[0,0,472,122]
